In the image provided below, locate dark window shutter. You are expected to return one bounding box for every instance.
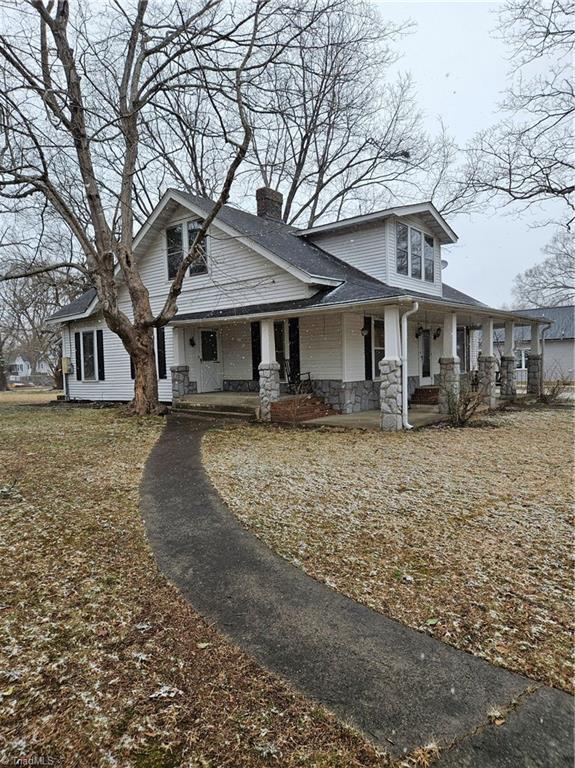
[288,318,300,379]
[130,357,135,380]
[156,327,167,379]
[251,321,261,380]
[96,330,105,380]
[364,319,372,381]
[74,332,82,380]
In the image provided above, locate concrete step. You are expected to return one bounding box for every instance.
[172,404,257,420]
[173,401,257,415]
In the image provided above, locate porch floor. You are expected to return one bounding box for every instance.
[306,408,445,430]
[178,392,262,410]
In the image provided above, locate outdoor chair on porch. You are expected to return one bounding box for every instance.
[284,359,312,395]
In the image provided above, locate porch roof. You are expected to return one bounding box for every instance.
[172,284,539,327]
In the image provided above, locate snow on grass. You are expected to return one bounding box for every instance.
[203,406,574,692]
[0,403,390,767]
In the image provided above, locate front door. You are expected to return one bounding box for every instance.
[420,329,432,385]
[199,329,223,392]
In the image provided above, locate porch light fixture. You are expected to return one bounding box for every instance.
[415,326,424,339]
[361,317,370,337]
[433,327,442,340]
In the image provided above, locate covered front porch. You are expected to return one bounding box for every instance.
[168,300,544,430]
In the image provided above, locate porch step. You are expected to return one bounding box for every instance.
[410,385,440,405]
[172,402,257,420]
[271,394,337,423]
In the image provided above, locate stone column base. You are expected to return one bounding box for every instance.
[171,365,190,400]
[379,358,402,431]
[527,354,542,396]
[478,355,497,408]
[500,355,517,399]
[259,362,280,421]
[438,357,460,413]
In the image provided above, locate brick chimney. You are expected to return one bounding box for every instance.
[256,187,283,220]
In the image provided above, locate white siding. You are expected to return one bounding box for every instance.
[63,314,174,402]
[311,223,387,282]
[126,207,312,318]
[299,313,343,379]
[341,312,367,381]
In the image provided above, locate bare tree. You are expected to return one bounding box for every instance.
[462,0,575,225]
[0,0,324,414]
[513,229,575,306]
[141,2,466,227]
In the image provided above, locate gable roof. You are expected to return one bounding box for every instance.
[294,202,458,245]
[47,287,97,322]
[48,190,481,324]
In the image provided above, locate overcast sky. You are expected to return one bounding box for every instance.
[376,0,563,308]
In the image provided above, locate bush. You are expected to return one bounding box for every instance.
[539,363,570,404]
[444,384,487,427]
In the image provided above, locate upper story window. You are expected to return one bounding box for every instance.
[166,219,208,280]
[396,223,435,283]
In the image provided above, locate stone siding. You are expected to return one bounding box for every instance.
[478,355,497,408]
[341,381,380,413]
[258,362,280,421]
[527,354,543,395]
[500,355,517,399]
[223,379,259,393]
[379,359,402,431]
[170,365,197,399]
[438,357,460,414]
[311,379,344,411]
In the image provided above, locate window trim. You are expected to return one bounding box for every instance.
[396,222,436,283]
[166,218,210,281]
[371,317,385,380]
[76,329,105,382]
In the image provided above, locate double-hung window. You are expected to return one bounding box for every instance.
[396,223,435,283]
[166,219,208,280]
[372,318,386,376]
[75,330,105,381]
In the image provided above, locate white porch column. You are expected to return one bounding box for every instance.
[379,305,402,431]
[478,317,496,408]
[258,319,280,420]
[439,312,460,413]
[500,321,516,399]
[170,326,190,400]
[527,322,542,395]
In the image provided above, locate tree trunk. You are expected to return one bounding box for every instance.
[0,364,7,392]
[129,326,162,415]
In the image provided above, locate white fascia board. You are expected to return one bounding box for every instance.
[141,190,339,288]
[295,202,458,244]
[45,299,99,325]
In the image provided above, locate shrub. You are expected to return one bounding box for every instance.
[444,384,487,427]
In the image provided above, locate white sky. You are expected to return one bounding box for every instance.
[375,0,563,307]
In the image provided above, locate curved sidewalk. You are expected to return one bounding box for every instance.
[140,415,573,766]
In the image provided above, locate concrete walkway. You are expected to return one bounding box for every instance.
[140,415,573,766]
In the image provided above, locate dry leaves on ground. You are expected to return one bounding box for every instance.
[203,407,575,692]
[0,403,391,768]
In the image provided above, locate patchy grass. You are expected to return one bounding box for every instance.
[0,388,61,405]
[203,407,575,692]
[0,403,391,767]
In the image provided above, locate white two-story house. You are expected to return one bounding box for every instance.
[48,187,546,429]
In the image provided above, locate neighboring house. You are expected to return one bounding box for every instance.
[495,305,575,382]
[7,354,52,384]
[47,187,545,429]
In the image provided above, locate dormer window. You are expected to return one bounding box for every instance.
[166,219,208,280]
[396,223,435,283]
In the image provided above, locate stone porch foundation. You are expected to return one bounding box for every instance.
[527,354,543,395]
[379,359,402,431]
[258,362,280,421]
[500,355,517,399]
[438,357,460,414]
[478,354,497,408]
[170,365,197,399]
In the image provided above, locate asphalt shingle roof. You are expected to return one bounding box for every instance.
[512,306,575,342]
[50,191,487,322]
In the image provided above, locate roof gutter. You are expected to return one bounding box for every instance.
[401,302,419,430]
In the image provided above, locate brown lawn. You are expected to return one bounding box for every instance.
[0,402,391,768]
[203,406,575,692]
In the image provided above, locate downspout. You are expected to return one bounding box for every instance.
[540,321,552,391]
[401,301,419,429]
